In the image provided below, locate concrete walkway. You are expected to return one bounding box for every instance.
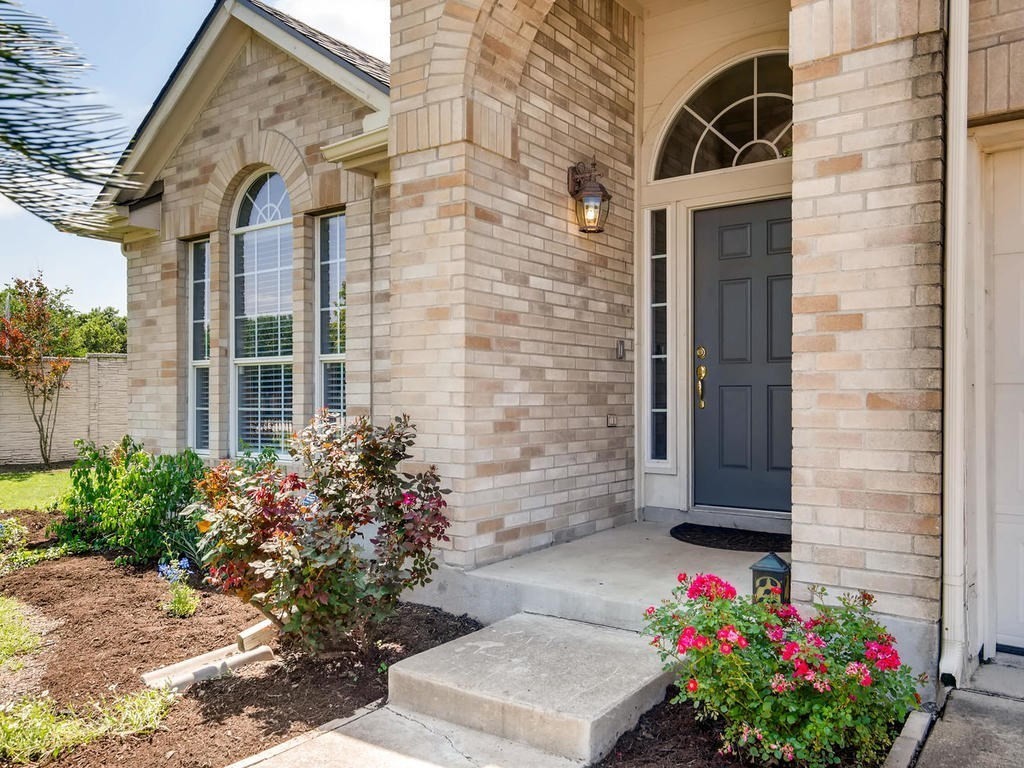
[915,656,1024,768]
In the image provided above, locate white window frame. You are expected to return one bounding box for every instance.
[315,211,347,416]
[188,239,210,454]
[228,169,294,457]
[643,205,676,473]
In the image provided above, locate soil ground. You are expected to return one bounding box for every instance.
[0,520,481,768]
[1,508,882,768]
[597,689,741,768]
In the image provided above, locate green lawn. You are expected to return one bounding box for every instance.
[0,470,71,511]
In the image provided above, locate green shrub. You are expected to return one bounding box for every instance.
[644,574,922,768]
[0,690,173,764]
[52,436,205,565]
[198,413,451,653]
[0,518,28,555]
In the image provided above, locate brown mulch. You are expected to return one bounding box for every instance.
[4,508,57,546]
[0,551,482,768]
[597,688,741,768]
[0,554,264,706]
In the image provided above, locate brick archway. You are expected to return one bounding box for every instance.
[199,129,313,232]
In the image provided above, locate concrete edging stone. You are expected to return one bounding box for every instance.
[883,710,934,768]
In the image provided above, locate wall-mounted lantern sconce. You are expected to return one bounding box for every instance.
[567,161,612,234]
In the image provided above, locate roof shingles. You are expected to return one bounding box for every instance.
[243,0,390,89]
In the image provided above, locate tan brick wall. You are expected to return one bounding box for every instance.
[389,0,636,567]
[0,355,127,467]
[789,1,945,653]
[969,0,1024,120]
[125,31,387,455]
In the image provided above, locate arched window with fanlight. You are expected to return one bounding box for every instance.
[231,170,293,453]
[655,53,793,180]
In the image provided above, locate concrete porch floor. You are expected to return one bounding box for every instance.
[412,522,780,631]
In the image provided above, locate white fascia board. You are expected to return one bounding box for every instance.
[119,4,236,183]
[231,3,390,118]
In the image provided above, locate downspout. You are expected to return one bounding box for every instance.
[369,181,376,424]
[939,0,969,689]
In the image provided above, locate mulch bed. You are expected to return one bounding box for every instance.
[597,688,740,768]
[0,529,482,768]
[6,508,58,546]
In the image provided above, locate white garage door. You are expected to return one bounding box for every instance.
[992,147,1024,652]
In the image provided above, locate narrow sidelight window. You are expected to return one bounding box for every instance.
[189,240,210,452]
[317,212,346,415]
[650,209,668,461]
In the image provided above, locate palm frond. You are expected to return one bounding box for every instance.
[0,0,136,230]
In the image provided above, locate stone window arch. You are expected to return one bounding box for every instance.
[655,53,793,180]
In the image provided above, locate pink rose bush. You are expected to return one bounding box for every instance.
[644,574,923,767]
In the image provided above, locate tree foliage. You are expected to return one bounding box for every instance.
[0,274,72,466]
[0,0,133,230]
[0,283,126,356]
[68,306,126,354]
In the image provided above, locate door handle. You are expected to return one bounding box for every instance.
[696,363,707,409]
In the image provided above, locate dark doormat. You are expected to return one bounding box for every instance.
[669,522,791,552]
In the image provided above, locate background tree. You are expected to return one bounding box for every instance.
[70,307,127,354]
[0,0,132,230]
[0,274,73,466]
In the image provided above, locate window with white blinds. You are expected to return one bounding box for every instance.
[232,171,293,453]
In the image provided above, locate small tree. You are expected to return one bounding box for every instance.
[0,274,73,466]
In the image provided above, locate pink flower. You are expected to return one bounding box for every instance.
[865,640,902,671]
[686,677,699,693]
[737,636,749,649]
[781,642,800,661]
[645,606,656,617]
[400,491,417,506]
[677,626,711,654]
[764,623,785,642]
[686,573,738,601]
[720,642,733,655]
[677,572,688,583]
[773,603,802,623]
[806,632,826,648]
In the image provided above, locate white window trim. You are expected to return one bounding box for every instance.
[314,211,347,416]
[228,169,295,457]
[188,239,210,454]
[643,205,676,474]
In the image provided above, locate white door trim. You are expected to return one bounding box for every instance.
[636,160,792,516]
[962,120,1024,670]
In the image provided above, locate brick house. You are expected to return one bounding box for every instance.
[78,0,1024,699]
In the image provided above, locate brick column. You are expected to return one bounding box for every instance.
[789,0,945,678]
[291,214,315,432]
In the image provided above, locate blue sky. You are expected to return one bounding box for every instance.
[0,0,389,312]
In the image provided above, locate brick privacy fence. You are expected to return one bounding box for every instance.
[0,354,127,466]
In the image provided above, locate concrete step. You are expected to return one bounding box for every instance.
[388,612,672,763]
[228,704,581,768]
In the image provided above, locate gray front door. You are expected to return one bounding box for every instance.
[693,198,792,513]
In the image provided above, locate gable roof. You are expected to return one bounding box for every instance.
[243,0,390,89]
[86,0,390,230]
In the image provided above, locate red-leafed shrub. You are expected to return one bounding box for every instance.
[196,413,450,653]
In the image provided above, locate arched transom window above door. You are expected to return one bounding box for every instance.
[655,54,793,180]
